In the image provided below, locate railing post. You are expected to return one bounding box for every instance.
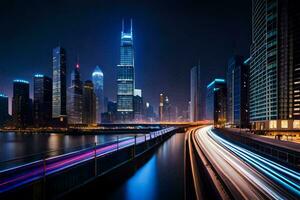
[43,157,46,200]
[94,142,97,177]
[117,136,119,150]
[133,135,136,158]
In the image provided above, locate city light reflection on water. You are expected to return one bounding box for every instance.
[108,133,184,200]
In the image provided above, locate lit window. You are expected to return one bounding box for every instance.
[269,120,277,129]
[293,120,300,129]
[281,120,288,129]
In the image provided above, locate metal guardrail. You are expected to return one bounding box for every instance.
[0,127,177,199]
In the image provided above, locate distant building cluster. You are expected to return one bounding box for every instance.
[190,0,300,131]
[0,19,168,128]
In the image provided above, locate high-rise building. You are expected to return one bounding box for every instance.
[163,95,171,121]
[206,79,226,127]
[133,89,143,121]
[190,64,202,122]
[67,64,83,124]
[52,46,67,122]
[92,66,104,124]
[0,93,9,127]
[250,0,300,130]
[83,80,96,125]
[144,102,155,122]
[12,80,31,128]
[117,19,135,121]
[159,93,164,121]
[33,74,52,126]
[226,56,250,128]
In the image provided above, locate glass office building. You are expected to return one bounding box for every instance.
[83,80,96,125]
[12,80,31,128]
[226,56,249,128]
[206,79,227,127]
[67,64,83,124]
[190,64,203,122]
[33,74,52,126]
[92,66,104,124]
[117,19,135,121]
[0,93,9,127]
[250,0,300,130]
[52,46,67,121]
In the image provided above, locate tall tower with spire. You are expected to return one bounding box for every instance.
[67,62,83,124]
[117,19,135,121]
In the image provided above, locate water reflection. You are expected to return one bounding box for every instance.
[109,133,184,200]
[126,156,158,200]
[0,132,130,162]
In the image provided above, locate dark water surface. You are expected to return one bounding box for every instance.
[105,133,185,200]
[0,132,131,162]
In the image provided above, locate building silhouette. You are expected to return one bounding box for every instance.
[83,80,96,125]
[52,46,67,123]
[33,74,52,126]
[12,80,31,128]
[226,56,249,128]
[67,64,83,124]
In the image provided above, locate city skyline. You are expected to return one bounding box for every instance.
[0,0,251,114]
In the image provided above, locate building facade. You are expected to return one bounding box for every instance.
[92,66,104,124]
[33,74,52,126]
[52,46,67,123]
[12,80,31,128]
[190,64,202,122]
[0,93,9,127]
[83,80,96,125]
[117,19,135,121]
[226,56,250,128]
[206,79,227,127]
[159,93,164,121]
[133,89,143,121]
[67,64,83,124]
[250,0,300,130]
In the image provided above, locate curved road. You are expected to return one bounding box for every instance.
[194,126,300,200]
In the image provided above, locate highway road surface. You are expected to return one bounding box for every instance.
[194,126,300,200]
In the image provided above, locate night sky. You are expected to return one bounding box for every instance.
[0,0,251,114]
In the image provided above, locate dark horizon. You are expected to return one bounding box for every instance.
[0,0,251,114]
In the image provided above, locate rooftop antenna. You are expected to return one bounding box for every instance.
[122,18,124,33]
[130,18,133,36]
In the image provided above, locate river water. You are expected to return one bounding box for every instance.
[0,132,132,162]
[103,133,185,200]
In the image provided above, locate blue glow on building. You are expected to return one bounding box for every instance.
[92,66,104,123]
[34,74,44,78]
[0,93,8,98]
[117,19,135,121]
[13,79,29,84]
[207,78,225,88]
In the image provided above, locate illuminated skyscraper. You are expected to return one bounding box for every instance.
[12,80,31,128]
[33,74,52,126]
[92,66,104,124]
[159,93,164,121]
[67,64,83,124]
[52,46,67,122]
[190,64,202,122]
[0,93,9,127]
[250,0,300,130]
[117,19,135,121]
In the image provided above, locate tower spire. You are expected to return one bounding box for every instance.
[122,19,124,33]
[130,18,133,35]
